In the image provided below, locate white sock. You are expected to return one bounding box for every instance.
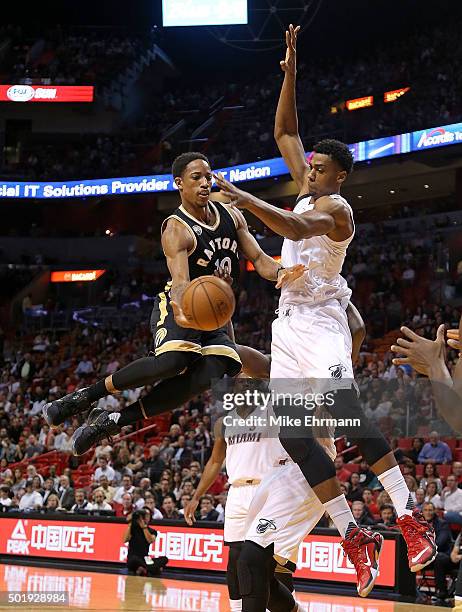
[377,465,414,517]
[324,494,357,538]
[229,599,242,611]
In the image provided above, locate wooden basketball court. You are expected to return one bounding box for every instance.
[0,563,448,611]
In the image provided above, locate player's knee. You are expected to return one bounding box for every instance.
[237,541,274,597]
[227,543,243,600]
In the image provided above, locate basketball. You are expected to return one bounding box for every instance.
[181,275,235,331]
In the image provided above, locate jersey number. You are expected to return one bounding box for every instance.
[215,257,232,275]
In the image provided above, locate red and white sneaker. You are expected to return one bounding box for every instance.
[397,509,437,572]
[341,527,384,597]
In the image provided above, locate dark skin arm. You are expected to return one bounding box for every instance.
[184,419,226,525]
[215,175,352,243]
[274,24,310,192]
[346,302,366,365]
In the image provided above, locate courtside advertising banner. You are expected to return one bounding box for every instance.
[0,517,396,587]
[0,85,94,103]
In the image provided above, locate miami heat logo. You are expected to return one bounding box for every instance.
[256,518,276,534]
[329,364,346,379]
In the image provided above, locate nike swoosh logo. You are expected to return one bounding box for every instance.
[364,547,372,567]
[412,546,431,563]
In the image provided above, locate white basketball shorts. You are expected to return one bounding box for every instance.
[245,460,325,565]
[224,483,260,543]
[270,299,354,396]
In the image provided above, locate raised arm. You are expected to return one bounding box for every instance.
[275,24,310,192]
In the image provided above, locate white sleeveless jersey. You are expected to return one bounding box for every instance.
[280,194,354,307]
[223,407,289,484]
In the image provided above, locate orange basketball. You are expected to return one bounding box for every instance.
[181,275,235,331]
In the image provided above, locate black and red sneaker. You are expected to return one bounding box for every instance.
[341,527,384,597]
[397,509,437,572]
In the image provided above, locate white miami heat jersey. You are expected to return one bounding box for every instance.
[280,193,355,307]
[224,407,289,484]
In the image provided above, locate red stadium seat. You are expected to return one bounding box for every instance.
[437,464,452,482]
[415,464,424,478]
[398,437,413,450]
[442,438,457,452]
[454,449,462,462]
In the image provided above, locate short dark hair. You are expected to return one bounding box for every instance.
[171,152,210,178]
[313,138,354,174]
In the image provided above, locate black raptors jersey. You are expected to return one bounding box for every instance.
[161,200,240,287]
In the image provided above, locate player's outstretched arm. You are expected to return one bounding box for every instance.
[230,205,305,284]
[346,302,366,364]
[236,344,271,379]
[161,219,197,328]
[275,24,310,192]
[184,420,227,525]
[391,322,462,433]
[215,173,339,241]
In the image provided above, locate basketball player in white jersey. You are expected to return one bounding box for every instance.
[214,24,436,600]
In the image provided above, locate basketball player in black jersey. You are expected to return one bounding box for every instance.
[42,152,304,454]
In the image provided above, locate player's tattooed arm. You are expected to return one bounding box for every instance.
[184,418,227,525]
[161,218,196,328]
[346,302,366,364]
[275,24,310,191]
[231,205,305,284]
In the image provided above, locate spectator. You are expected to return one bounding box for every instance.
[414,488,426,511]
[18,480,43,510]
[334,455,351,483]
[88,489,113,511]
[197,495,219,521]
[452,461,462,487]
[94,455,116,484]
[41,478,58,505]
[57,475,75,510]
[351,500,375,526]
[405,437,425,464]
[180,481,195,498]
[45,493,63,512]
[442,475,462,526]
[425,481,443,509]
[75,354,94,378]
[158,437,175,464]
[124,510,168,576]
[71,489,89,513]
[113,475,135,504]
[115,492,135,518]
[357,459,379,489]
[362,488,379,516]
[126,445,145,473]
[155,478,174,508]
[98,474,116,503]
[0,485,12,507]
[143,494,163,520]
[375,504,398,530]
[178,494,192,517]
[132,488,146,511]
[346,473,363,503]
[420,463,443,493]
[161,495,179,519]
[418,431,452,464]
[144,445,166,483]
[434,532,462,602]
[422,502,453,601]
[23,434,45,459]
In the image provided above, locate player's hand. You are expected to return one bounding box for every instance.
[390,324,446,376]
[275,264,307,289]
[214,267,233,286]
[171,300,197,329]
[280,24,300,74]
[184,498,199,526]
[213,173,252,209]
[447,314,461,354]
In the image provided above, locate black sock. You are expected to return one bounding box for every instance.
[85,379,108,403]
[118,355,229,427]
[83,352,194,404]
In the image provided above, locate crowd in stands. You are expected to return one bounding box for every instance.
[0,25,145,88]
[2,17,462,180]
